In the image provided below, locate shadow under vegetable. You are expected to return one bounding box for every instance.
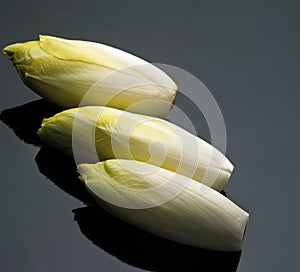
[0,99,63,146]
[74,205,242,272]
[35,146,94,204]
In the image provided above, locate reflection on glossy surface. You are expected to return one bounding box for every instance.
[0,99,63,146]
[1,99,241,272]
[74,206,241,272]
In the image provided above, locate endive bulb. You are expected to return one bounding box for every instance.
[38,106,234,191]
[77,159,249,251]
[3,35,177,117]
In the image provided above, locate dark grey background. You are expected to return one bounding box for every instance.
[1,0,299,271]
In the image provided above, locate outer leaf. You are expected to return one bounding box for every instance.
[78,159,249,251]
[3,35,177,117]
[38,106,234,191]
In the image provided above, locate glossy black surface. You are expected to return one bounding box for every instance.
[1,1,300,271]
